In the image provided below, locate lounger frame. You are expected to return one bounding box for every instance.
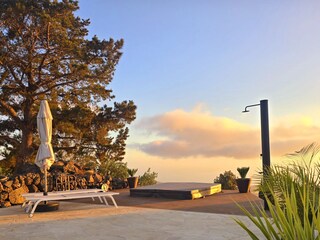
[23,191,119,218]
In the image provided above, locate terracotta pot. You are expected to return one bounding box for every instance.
[236,178,251,193]
[127,176,139,188]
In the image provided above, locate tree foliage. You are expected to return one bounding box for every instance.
[0,0,136,172]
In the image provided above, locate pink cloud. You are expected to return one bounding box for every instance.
[134,108,320,159]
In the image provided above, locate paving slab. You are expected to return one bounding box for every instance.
[0,189,265,239]
[0,204,264,240]
[115,188,263,215]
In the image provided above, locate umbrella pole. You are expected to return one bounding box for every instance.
[36,164,60,212]
[44,167,48,196]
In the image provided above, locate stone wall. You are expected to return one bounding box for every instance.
[0,160,127,208]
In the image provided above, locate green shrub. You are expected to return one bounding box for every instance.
[139,168,158,186]
[0,156,15,176]
[0,165,13,176]
[214,170,237,190]
[99,160,129,179]
[235,143,320,239]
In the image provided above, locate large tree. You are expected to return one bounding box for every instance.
[0,0,136,173]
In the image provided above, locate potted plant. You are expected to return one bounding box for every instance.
[127,168,139,188]
[236,167,251,193]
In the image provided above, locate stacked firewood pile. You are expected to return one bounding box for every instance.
[0,160,127,208]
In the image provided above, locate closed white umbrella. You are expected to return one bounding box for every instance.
[35,100,55,195]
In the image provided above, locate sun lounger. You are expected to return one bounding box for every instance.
[22,188,104,207]
[22,188,104,199]
[24,191,119,218]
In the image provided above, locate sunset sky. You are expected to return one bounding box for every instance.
[77,1,320,182]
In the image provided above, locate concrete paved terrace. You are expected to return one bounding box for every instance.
[0,188,265,240]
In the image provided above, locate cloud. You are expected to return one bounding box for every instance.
[132,106,320,159]
[271,115,320,156]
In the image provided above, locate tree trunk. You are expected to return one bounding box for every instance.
[15,127,34,173]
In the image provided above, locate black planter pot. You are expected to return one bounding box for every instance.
[127,176,138,188]
[236,178,251,193]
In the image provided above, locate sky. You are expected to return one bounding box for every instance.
[77,1,320,182]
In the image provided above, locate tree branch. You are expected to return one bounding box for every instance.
[0,100,22,127]
[34,78,78,96]
[0,135,20,146]
[54,145,78,151]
